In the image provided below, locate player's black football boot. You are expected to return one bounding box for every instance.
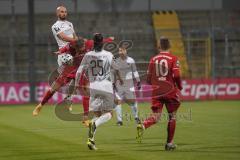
[116,121,123,126]
[135,117,141,124]
[87,138,97,150]
[136,124,144,143]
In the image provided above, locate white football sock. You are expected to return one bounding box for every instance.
[130,102,138,119]
[91,117,98,122]
[95,112,112,127]
[115,104,123,122]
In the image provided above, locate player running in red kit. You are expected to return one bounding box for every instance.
[136,37,182,151]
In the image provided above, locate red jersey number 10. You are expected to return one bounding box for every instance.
[155,59,168,77]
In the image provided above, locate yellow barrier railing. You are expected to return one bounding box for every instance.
[184,38,211,78]
[152,11,189,78]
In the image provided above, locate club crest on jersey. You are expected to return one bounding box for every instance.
[54,27,60,32]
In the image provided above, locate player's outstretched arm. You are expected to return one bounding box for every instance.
[53,51,61,55]
[173,72,182,91]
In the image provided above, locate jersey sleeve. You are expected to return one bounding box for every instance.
[70,22,75,33]
[172,57,182,90]
[131,59,140,82]
[146,58,154,84]
[51,23,66,36]
[172,57,180,71]
[110,57,121,84]
[111,55,120,70]
[52,24,62,35]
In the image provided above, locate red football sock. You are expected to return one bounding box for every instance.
[167,118,176,143]
[143,114,159,129]
[82,96,89,115]
[40,89,55,105]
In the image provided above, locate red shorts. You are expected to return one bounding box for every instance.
[55,65,77,86]
[151,90,180,113]
[55,74,72,86]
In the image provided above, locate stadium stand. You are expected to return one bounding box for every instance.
[0,12,156,82]
[0,11,239,81]
[177,10,240,78]
[152,11,189,78]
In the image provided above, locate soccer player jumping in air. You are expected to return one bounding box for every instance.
[32,36,114,117]
[52,5,78,66]
[32,38,86,116]
[136,37,183,151]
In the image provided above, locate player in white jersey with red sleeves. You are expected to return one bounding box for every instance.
[113,47,141,126]
[51,5,78,66]
[75,33,119,150]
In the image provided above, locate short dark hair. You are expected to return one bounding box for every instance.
[159,36,170,50]
[93,33,103,52]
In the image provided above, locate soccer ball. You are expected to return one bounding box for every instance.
[61,54,73,65]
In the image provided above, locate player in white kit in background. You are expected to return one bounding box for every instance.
[75,33,118,150]
[51,5,78,66]
[113,47,141,126]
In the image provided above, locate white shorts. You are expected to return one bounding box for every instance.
[89,80,114,112]
[115,84,136,101]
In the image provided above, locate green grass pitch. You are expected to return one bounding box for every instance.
[0,101,239,160]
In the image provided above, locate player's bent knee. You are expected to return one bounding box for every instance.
[151,106,162,113]
[94,111,102,117]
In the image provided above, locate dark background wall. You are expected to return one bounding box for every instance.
[1,0,239,15]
